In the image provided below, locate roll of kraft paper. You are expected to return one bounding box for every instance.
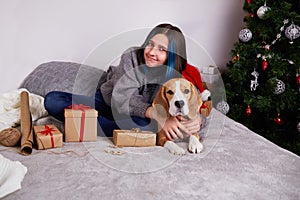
[20,91,33,156]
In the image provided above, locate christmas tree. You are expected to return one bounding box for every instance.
[223,0,300,155]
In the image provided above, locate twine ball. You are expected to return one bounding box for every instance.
[0,128,21,147]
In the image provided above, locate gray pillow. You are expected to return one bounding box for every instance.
[19,61,107,97]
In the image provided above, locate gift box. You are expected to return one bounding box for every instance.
[200,100,213,117]
[64,104,98,142]
[202,65,219,74]
[113,128,156,147]
[33,125,63,150]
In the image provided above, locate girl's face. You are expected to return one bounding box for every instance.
[144,34,169,67]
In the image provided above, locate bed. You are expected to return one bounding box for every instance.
[1,61,300,200]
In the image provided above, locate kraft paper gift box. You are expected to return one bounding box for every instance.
[113,128,156,147]
[33,125,63,150]
[64,105,98,142]
[200,100,213,117]
[202,65,219,74]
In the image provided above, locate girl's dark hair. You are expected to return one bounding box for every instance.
[137,23,187,78]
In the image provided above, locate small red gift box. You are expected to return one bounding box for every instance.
[200,100,212,117]
[33,125,63,150]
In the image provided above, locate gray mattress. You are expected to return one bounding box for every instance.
[1,108,300,200]
[1,61,300,199]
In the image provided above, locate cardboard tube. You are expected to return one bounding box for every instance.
[20,91,33,156]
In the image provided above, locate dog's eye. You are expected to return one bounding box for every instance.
[167,90,174,95]
[183,89,190,94]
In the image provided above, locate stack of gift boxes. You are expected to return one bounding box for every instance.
[32,103,157,149]
[33,104,98,150]
[33,99,212,150]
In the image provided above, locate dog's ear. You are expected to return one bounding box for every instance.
[189,83,203,119]
[152,85,169,118]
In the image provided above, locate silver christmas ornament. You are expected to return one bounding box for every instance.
[239,28,252,42]
[297,122,300,132]
[274,79,285,95]
[285,24,300,43]
[216,101,230,115]
[250,69,259,91]
[257,5,271,19]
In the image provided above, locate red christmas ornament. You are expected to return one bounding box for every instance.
[246,0,251,3]
[274,113,284,125]
[232,54,240,62]
[262,60,268,71]
[297,73,300,86]
[246,105,252,117]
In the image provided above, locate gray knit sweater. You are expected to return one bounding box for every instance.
[100,47,170,118]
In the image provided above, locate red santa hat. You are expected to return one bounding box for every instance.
[182,63,211,101]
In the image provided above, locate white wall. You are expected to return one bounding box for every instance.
[0,0,245,93]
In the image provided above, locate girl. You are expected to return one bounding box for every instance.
[44,23,206,140]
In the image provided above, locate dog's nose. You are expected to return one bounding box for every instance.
[175,100,185,108]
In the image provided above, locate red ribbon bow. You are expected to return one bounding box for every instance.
[67,104,91,110]
[38,125,56,148]
[67,104,91,142]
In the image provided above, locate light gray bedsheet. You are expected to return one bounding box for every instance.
[1,109,300,200]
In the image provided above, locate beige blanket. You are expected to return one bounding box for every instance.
[0,89,48,131]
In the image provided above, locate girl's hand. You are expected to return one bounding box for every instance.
[161,116,189,141]
[176,115,202,135]
[145,106,194,140]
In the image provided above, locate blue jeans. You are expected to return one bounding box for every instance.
[44,90,157,137]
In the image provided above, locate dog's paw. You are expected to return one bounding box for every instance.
[164,141,186,155]
[188,135,203,154]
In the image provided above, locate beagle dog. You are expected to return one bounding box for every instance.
[153,78,204,155]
